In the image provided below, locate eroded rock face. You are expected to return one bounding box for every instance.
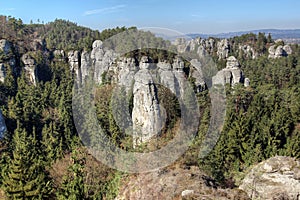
[239,45,257,59]
[91,40,117,84]
[190,59,206,92]
[268,44,292,58]
[80,51,92,83]
[283,45,293,55]
[132,56,164,147]
[212,56,245,86]
[53,50,65,62]
[21,53,38,85]
[217,39,230,59]
[117,57,137,92]
[0,63,6,82]
[115,166,250,200]
[239,156,300,200]
[0,110,7,139]
[0,39,11,54]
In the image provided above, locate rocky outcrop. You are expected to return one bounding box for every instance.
[217,39,230,59]
[0,110,7,139]
[21,53,38,85]
[132,56,164,147]
[239,45,258,59]
[91,40,117,84]
[117,57,137,92]
[239,156,300,200]
[190,59,206,92]
[0,39,11,54]
[244,78,250,87]
[212,56,246,86]
[0,39,15,82]
[116,166,249,200]
[68,50,80,82]
[268,44,293,58]
[174,38,188,53]
[53,50,65,62]
[0,63,6,82]
[283,45,293,55]
[80,51,92,83]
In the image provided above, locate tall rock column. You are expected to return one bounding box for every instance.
[68,50,81,84]
[21,53,38,85]
[132,56,163,147]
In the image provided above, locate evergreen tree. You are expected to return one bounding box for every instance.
[57,149,86,200]
[2,124,52,199]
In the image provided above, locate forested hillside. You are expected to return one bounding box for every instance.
[0,16,299,199]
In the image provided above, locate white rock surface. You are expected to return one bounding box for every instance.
[239,156,300,200]
[21,53,38,85]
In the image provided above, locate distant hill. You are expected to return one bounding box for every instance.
[186,29,300,43]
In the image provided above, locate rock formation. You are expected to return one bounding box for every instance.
[0,63,6,82]
[268,44,293,58]
[217,39,230,59]
[239,45,257,59]
[0,110,7,139]
[239,156,300,200]
[80,50,92,83]
[115,166,249,200]
[53,50,66,62]
[21,53,38,85]
[0,39,15,82]
[132,56,164,146]
[67,50,80,83]
[0,39,11,54]
[212,56,246,86]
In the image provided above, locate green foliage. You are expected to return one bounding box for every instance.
[99,26,136,41]
[96,171,122,200]
[41,19,100,51]
[2,124,52,199]
[57,149,86,200]
[1,15,300,198]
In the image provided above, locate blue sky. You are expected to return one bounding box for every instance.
[0,0,300,34]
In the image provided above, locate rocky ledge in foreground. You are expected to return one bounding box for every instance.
[115,165,249,200]
[239,156,300,200]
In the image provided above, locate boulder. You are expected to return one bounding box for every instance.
[275,45,284,57]
[244,78,250,87]
[283,45,293,55]
[269,45,292,58]
[226,56,240,69]
[239,156,300,200]
[212,56,244,86]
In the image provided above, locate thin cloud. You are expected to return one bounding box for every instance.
[83,5,126,16]
[2,8,16,11]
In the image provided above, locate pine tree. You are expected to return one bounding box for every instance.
[42,122,63,163]
[2,124,52,199]
[57,149,86,200]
